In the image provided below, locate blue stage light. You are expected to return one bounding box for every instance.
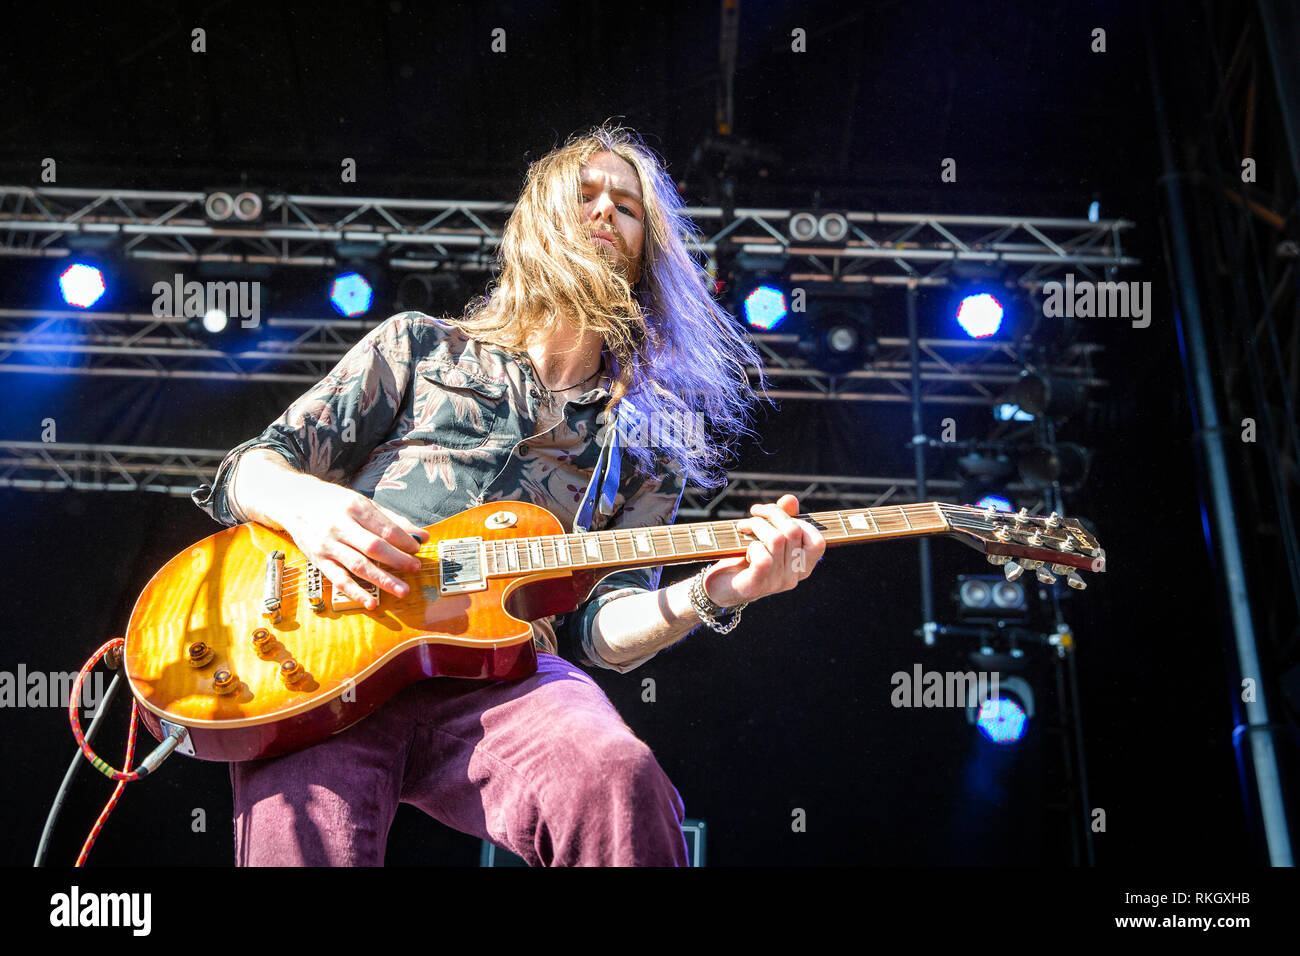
[956,293,1003,338]
[973,494,1014,513]
[976,697,1027,744]
[994,403,1034,422]
[330,272,373,317]
[744,285,787,330]
[59,263,106,308]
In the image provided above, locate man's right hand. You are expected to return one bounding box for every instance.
[230,448,430,610]
[276,480,429,611]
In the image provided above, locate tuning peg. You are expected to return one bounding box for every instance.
[1066,570,1087,590]
[987,554,1009,566]
[1046,511,1061,529]
[1026,530,1043,546]
[1014,507,1029,527]
[1003,560,1025,582]
[1035,565,1057,584]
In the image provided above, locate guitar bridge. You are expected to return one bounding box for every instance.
[306,565,325,610]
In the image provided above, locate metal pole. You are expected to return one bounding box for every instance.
[907,284,936,644]
[1148,17,1294,865]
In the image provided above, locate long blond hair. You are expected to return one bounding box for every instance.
[452,124,766,488]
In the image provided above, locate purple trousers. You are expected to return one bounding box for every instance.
[230,654,689,866]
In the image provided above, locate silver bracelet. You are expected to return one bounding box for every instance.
[689,568,748,635]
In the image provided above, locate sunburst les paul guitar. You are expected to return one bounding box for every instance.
[123,500,1106,761]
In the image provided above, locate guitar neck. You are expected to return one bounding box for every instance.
[481,502,950,577]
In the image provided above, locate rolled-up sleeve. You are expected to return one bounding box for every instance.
[192,313,419,527]
[568,458,687,674]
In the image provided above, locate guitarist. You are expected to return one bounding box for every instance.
[193,125,827,866]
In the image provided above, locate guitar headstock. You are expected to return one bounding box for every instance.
[940,504,1106,589]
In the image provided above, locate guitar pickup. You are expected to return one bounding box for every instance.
[330,580,379,612]
[439,537,486,595]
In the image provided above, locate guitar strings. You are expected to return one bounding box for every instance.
[273,501,1060,583]
[273,501,1057,592]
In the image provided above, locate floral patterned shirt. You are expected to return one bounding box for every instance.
[191,310,685,673]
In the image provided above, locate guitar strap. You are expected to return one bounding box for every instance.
[573,399,641,533]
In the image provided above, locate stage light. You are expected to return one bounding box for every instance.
[330,272,373,317]
[744,285,788,330]
[787,210,849,244]
[1011,370,1087,419]
[956,293,1004,338]
[393,270,474,317]
[958,578,992,609]
[202,309,229,334]
[976,697,1027,744]
[966,675,1035,744]
[797,294,875,375]
[204,192,234,221]
[1018,442,1090,491]
[994,403,1034,422]
[973,494,1013,513]
[991,580,1026,611]
[954,574,1027,618]
[1088,201,1100,223]
[59,263,106,308]
[232,191,263,222]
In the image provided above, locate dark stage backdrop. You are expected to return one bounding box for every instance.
[0,0,1270,867]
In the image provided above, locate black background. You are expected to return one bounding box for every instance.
[0,0,1289,875]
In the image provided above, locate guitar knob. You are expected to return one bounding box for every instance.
[1035,566,1057,584]
[1066,571,1087,590]
[186,642,214,668]
[280,659,306,686]
[251,628,274,655]
[212,669,238,695]
[1003,560,1025,582]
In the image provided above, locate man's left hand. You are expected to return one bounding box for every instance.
[702,494,826,607]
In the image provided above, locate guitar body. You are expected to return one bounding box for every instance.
[124,501,605,762]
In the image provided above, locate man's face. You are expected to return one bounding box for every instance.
[579,150,645,286]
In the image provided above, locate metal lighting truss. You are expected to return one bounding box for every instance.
[0,186,1135,283]
[0,185,1136,511]
[0,186,1126,397]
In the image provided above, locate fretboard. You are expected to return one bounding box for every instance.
[481,502,949,577]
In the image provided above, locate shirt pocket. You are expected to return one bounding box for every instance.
[413,359,509,450]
